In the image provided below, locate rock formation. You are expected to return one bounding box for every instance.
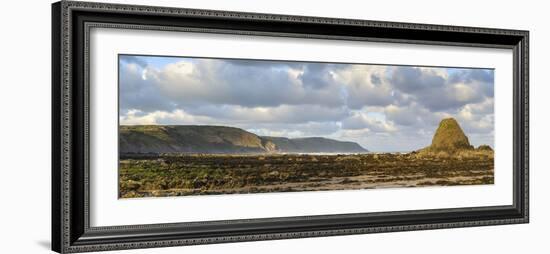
[476,145,493,151]
[429,118,473,152]
[418,118,492,157]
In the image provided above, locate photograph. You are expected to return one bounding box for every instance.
[118,55,495,198]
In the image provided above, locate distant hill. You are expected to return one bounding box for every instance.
[261,136,367,153]
[119,125,368,154]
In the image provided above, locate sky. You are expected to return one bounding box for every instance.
[119,55,494,152]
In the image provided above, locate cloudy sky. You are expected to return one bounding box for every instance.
[119,55,494,152]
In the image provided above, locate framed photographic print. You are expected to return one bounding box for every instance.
[52,1,529,253]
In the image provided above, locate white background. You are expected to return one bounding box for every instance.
[0,0,547,253]
[91,28,513,226]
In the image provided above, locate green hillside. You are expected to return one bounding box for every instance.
[119,125,368,154]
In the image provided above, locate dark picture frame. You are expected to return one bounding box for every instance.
[52,1,529,253]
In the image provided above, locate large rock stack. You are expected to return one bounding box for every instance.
[429,118,473,152]
[418,118,492,157]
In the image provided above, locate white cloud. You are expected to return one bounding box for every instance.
[341,111,397,132]
[185,104,350,124]
[140,59,345,108]
[120,109,214,126]
[332,65,396,108]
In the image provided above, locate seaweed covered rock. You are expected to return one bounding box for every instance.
[476,145,493,151]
